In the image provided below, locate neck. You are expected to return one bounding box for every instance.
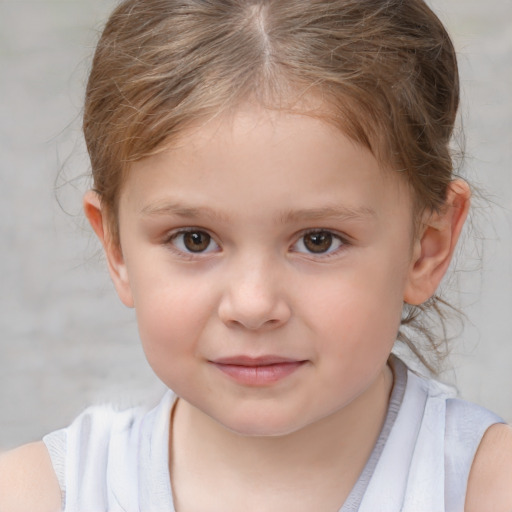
[170,364,393,508]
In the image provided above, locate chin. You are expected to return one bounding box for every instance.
[214,411,305,438]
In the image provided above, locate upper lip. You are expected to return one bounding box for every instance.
[211,355,303,366]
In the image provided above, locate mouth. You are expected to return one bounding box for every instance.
[209,356,307,386]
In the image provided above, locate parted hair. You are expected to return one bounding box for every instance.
[84,0,462,371]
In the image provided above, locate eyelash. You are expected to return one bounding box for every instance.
[291,229,348,259]
[164,228,220,259]
[163,228,349,259]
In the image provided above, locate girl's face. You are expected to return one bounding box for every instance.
[112,106,419,436]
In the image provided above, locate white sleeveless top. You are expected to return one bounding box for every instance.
[43,357,503,511]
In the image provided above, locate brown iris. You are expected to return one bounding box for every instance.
[303,231,334,253]
[183,231,211,252]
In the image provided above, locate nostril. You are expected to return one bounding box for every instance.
[219,303,291,331]
[229,317,280,331]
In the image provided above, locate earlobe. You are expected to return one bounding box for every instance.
[83,190,134,308]
[403,179,471,305]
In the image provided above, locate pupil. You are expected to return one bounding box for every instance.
[304,232,332,253]
[184,231,210,252]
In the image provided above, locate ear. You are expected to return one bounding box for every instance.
[83,190,134,308]
[403,179,471,305]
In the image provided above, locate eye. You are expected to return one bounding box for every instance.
[293,230,344,255]
[169,230,219,254]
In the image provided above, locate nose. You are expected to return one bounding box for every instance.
[217,257,291,331]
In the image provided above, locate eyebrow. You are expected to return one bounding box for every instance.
[140,202,230,222]
[278,205,377,223]
[140,201,376,224]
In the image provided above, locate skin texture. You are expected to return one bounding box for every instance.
[106,107,418,440]
[465,423,512,511]
[2,106,509,511]
[82,105,476,510]
[0,442,61,512]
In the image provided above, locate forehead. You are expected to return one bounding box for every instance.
[120,106,413,228]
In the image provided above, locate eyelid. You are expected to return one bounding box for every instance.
[164,227,221,257]
[291,228,349,258]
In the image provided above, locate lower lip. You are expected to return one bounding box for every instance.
[212,361,305,386]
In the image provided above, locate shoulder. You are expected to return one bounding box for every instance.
[465,423,512,512]
[0,442,62,512]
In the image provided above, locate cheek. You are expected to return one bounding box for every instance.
[131,274,218,370]
[316,266,404,326]
[310,262,406,360]
[311,283,401,401]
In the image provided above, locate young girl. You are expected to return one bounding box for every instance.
[1,0,511,510]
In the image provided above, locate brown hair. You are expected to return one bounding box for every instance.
[84,0,461,371]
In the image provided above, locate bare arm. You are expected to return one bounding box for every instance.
[465,423,512,512]
[0,442,62,512]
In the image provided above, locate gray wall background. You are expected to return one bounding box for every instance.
[0,0,511,450]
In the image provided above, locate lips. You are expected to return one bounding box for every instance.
[210,355,306,386]
[213,355,300,366]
